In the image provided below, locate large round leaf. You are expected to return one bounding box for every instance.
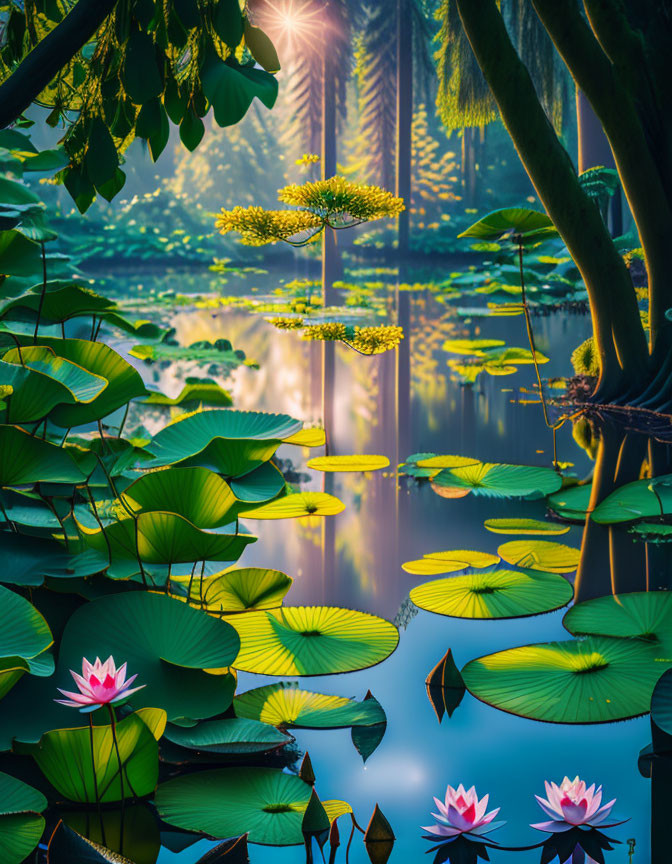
[306,455,389,472]
[547,484,592,520]
[651,668,672,735]
[462,636,668,723]
[227,607,399,675]
[0,280,114,324]
[591,478,672,524]
[432,462,562,499]
[409,569,573,619]
[402,550,500,576]
[164,717,291,754]
[122,467,237,528]
[0,585,52,661]
[57,593,240,722]
[240,493,345,520]
[484,518,570,536]
[146,409,302,476]
[458,208,556,240]
[0,425,85,485]
[0,772,46,864]
[156,768,346,846]
[497,539,580,573]
[230,461,285,503]
[234,682,386,729]
[283,428,326,448]
[563,592,672,655]
[173,567,292,614]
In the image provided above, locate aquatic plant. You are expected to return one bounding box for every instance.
[532,776,620,833]
[55,656,144,712]
[422,784,503,839]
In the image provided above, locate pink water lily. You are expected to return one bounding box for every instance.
[531,776,623,833]
[55,656,145,712]
[422,784,504,839]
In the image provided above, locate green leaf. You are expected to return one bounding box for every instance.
[0,230,42,277]
[43,821,136,864]
[0,772,46,864]
[591,477,672,524]
[462,635,670,723]
[497,539,580,573]
[85,120,119,190]
[307,455,389,472]
[141,379,232,408]
[123,29,162,104]
[226,606,399,675]
[651,668,672,737]
[25,708,165,803]
[156,767,346,845]
[458,208,557,240]
[547,483,592,520]
[0,280,115,324]
[243,19,281,73]
[212,0,244,47]
[0,425,85,485]
[202,57,278,128]
[164,717,291,754]
[483,518,570,535]
[431,462,562,499]
[402,549,500,576]
[230,460,285,503]
[179,109,205,152]
[172,566,293,614]
[240,492,345,519]
[409,569,573,619]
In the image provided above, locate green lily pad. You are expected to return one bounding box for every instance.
[145,409,302,476]
[458,207,557,241]
[283,427,326,447]
[306,455,389,472]
[227,606,399,675]
[239,492,345,519]
[172,567,292,614]
[591,477,672,524]
[163,717,291,754]
[409,569,573,619]
[547,483,592,520]
[484,518,570,535]
[142,378,232,408]
[441,339,506,356]
[234,682,386,728]
[462,635,670,723]
[156,767,347,845]
[0,425,85,485]
[0,585,52,698]
[563,591,672,655]
[0,535,107,586]
[23,708,166,803]
[402,550,500,576]
[629,522,672,542]
[497,539,580,573]
[432,462,562,499]
[0,281,114,325]
[651,668,672,736]
[230,461,285,503]
[0,772,46,864]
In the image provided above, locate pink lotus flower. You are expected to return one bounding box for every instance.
[531,776,623,833]
[55,656,145,712]
[422,784,504,839]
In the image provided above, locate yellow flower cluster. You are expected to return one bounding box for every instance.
[214,206,322,245]
[268,317,305,330]
[301,323,348,342]
[295,153,320,167]
[347,325,405,355]
[278,176,405,224]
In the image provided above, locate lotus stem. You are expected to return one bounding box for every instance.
[33,242,47,344]
[107,704,125,809]
[88,715,106,843]
[90,315,97,341]
[117,402,130,438]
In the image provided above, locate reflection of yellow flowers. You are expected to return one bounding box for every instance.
[279,176,405,224]
[302,322,348,342]
[214,207,321,245]
[268,317,305,330]
[295,153,320,168]
[348,325,404,355]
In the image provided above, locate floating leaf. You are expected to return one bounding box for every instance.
[547,484,592,520]
[141,379,232,408]
[563,591,672,656]
[402,550,500,576]
[441,339,506,356]
[240,492,345,520]
[0,772,46,864]
[432,462,562,499]
[497,540,580,573]
[163,717,291,754]
[283,428,326,448]
[410,569,573,619]
[416,455,480,471]
[234,682,386,728]
[227,607,399,675]
[156,768,348,845]
[484,518,570,535]
[591,477,672,524]
[173,567,292,614]
[651,668,672,737]
[461,636,668,723]
[458,208,557,240]
[306,455,389,472]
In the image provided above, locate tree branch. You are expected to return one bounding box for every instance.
[0,0,119,129]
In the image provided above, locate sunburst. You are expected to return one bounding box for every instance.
[251,0,325,54]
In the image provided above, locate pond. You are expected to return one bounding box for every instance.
[98,264,648,863]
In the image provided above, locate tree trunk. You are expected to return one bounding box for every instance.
[0,0,119,128]
[321,38,339,306]
[454,0,648,397]
[395,0,413,256]
[576,87,622,236]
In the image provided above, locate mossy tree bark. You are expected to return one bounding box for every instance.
[454,0,648,398]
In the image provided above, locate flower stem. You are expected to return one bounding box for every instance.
[107,704,125,810]
[88,715,106,846]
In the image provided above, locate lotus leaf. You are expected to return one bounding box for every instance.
[497,539,580,573]
[283,427,326,447]
[547,483,593,520]
[145,409,302,476]
[462,635,670,723]
[0,280,114,324]
[227,606,399,675]
[0,534,107,586]
[432,462,562,499]
[142,378,232,408]
[402,550,500,576]
[591,477,672,524]
[234,682,386,728]
[458,208,557,240]
[156,767,349,845]
[409,569,573,619]
[651,668,672,736]
[163,717,291,754]
[441,339,506,356]
[230,460,286,503]
[484,517,570,535]
[0,772,46,864]
[240,492,345,519]
[306,455,390,472]
[0,585,53,698]
[0,425,85,485]
[173,567,292,613]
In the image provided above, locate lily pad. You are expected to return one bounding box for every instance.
[409,569,573,619]
[141,379,232,408]
[240,493,345,520]
[283,428,326,448]
[230,461,285,503]
[172,567,292,614]
[547,483,593,520]
[0,585,53,698]
[234,682,386,728]
[145,409,302,476]
[306,455,389,472]
[497,539,580,573]
[156,767,348,845]
[0,425,85,485]
[458,208,557,241]
[432,462,562,499]
[591,477,672,524]
[0,772,46,864]
[163,717,291,754]
[402,550,500,576]
[563,591,672,656]
[484,518,570,536]
[226,606,399,675]
[441,339,506,356]
[462,635,670,723]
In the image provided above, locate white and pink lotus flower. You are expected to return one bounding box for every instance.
[531,776,624,833]
[55,656,145,712]
[423,784,504,840]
